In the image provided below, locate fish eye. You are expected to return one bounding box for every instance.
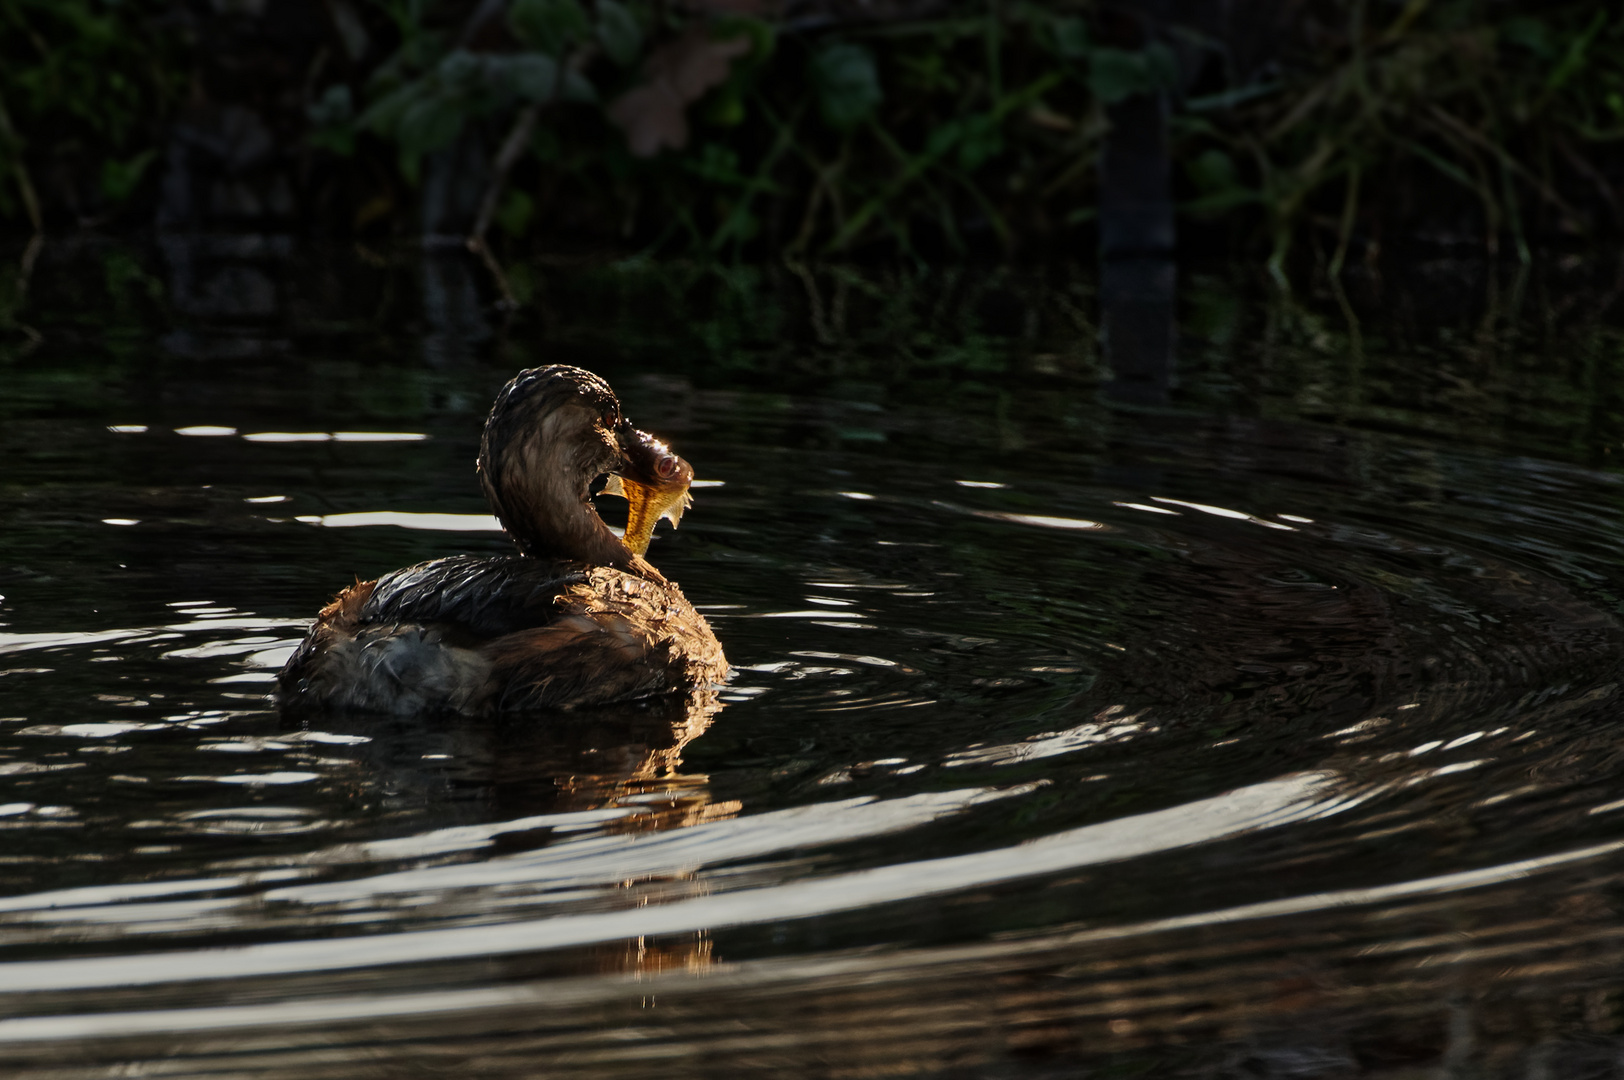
[656,455,679,479]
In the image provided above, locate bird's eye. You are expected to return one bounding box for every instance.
[656,455,679,479]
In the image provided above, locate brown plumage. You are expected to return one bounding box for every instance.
[277,366,727,715]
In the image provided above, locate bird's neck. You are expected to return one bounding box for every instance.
[483,446,670,580]
[513,508,667,583]
[502,467,632,568]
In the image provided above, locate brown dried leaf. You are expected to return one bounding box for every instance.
[607,28,753,156]
[679,0,778,15]
[607,84,685,157]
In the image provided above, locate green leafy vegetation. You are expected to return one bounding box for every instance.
[292,0,1624,261]
[0,0,185,227]
[0,0,1622,268]
[1174,2,1624,275]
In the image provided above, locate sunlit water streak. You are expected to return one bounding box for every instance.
[8,828,1622,1046]
[0,774,1330,995]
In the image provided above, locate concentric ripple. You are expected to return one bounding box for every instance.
[5,358,1624,1078]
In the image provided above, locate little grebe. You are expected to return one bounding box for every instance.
[276,365,727,714]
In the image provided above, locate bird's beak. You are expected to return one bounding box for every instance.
[604,425,695,557]
[601,475,692,556]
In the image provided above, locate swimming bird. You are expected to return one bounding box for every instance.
[276,365,726,714]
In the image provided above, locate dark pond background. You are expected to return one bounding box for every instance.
[6,244,1624,1077]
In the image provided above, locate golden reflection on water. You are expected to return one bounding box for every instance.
[543,693,744,837]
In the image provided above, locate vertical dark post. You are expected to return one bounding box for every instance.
[1098,2,1177,406]
[1099,90,1174,257]
[419,133,493,365]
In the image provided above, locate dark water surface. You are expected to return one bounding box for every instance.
[6,247,1624,1077]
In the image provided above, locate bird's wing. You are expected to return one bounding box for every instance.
[358,554,589,639]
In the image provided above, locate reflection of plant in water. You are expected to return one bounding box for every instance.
[532,260,1101,393]
[1178,263,1624,464]
[13,240,1624,467]
[0,258,25,345]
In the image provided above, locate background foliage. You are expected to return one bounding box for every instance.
[1,0,1623,265]
[0,0,182,225]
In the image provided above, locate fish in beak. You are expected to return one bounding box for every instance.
[605,427,695,556]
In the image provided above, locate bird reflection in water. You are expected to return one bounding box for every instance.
[277,689,741,978]
[484,692,741,979]
[489,691,740,835]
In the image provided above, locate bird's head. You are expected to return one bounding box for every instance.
[477,365,693,570]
